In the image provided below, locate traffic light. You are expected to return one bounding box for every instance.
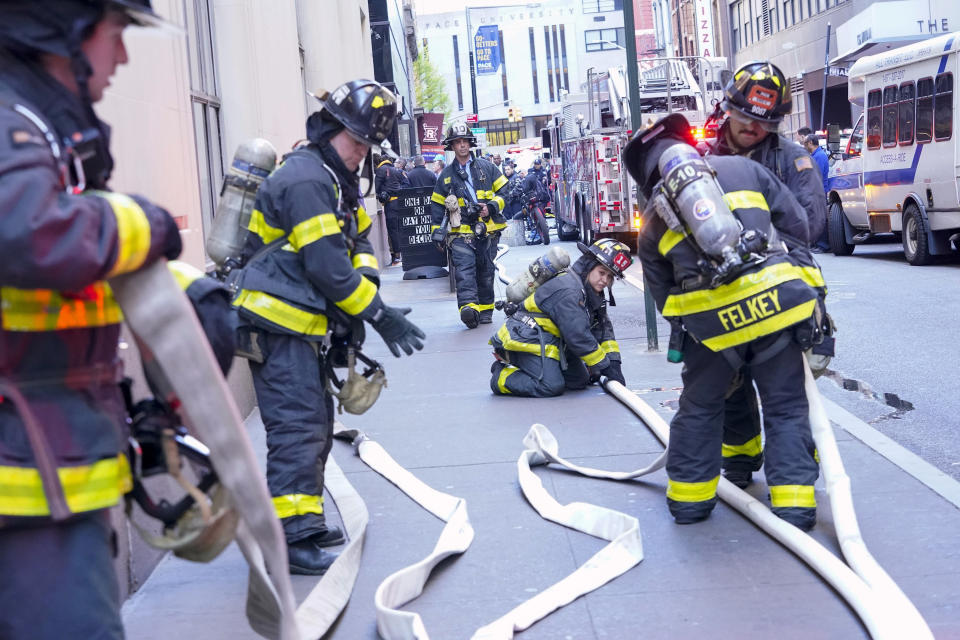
[507,106,522,123]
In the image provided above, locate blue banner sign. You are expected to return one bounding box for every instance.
[475,25,501,75]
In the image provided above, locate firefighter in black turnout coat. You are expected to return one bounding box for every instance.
[374,154,409,265]
[703,61,830,490]
[489,240,631,397]
[430,123,509,328]
[623,114,827,530]
[234,79,425,575]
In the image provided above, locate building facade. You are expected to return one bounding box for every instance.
[370,0,419,155]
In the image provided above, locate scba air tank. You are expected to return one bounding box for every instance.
[206,138,278,266]
[506,246,571,302]
[656,143,740,260]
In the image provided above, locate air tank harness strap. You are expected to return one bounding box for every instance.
[719,330,793,372]
[511,309,565,377]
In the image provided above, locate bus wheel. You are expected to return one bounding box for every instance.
[828,201,855,256]
[903,204,934,265]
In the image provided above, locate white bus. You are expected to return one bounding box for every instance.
[828,32,959,265]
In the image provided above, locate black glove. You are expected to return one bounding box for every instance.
[370,304,426,357]
[485,202,499,218]
[135,196,182,261]
[604,360,626,386]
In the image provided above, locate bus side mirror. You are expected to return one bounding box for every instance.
[826,124,842,158]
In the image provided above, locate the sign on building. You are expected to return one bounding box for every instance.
[474,25,501,75]
[693,0,715,58]
[470,127,487,147]
[417,112,445,162]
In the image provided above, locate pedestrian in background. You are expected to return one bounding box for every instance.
[803,133,831,252]
[406,155,437,188]
[433,156,445,175]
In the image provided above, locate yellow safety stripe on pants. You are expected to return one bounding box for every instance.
[233,289,328,336]
[248,208,286,244]
[580,345,607,367]
[356,206,372,233]
[495,325,561,360]
[288,213,341,251]
[461,302,494,312]
[334,276,378,316]
[666,475,720,503]
[1,283,122,331]
[91,191,152,277]
[492,174,508,191]
[497,365,518,393]
[770,484,816,508]
[167,260,204,291]
[0,454,132,517]
[351,252,379,271]
[662,262,812,316]
[723,190,769,212]
[272,493,324,519]
[600,340,620,354]
[722,434,763,458]
[658,228,687,256]
[702,299,816,351]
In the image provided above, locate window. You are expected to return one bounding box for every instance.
[782,0,791,27]
[898,82,915,145]
[582,0,621,12]
[544,26,555,101]
[916,77,934,143]
[584,27,624,51]
[559,25,570,92]
[848,116,863,156]
[499,30,509,105]
[882,85,898,147]
[935,72,953,141]
[528,27,540,104]
[866,89,882,149]
[732,26,739,52]
[483,118,523,146]
[184,0,223,241]
[452,35,464,111]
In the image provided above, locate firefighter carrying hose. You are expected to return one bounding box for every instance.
[430,123,509,328]
[703,61,832,490]
[489,240,631,397]
[623,114,828,530]
[233,79,425,575]
[0,2,184,638]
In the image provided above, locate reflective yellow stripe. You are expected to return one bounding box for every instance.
[722,434,763,458]
[600,340,620,354]
[798,266,826,289]
[334,276,378,316]
[1,284,122,331]
[351,252,379,271]
[581,345,606,366]
[663,262,808,316]
[0,454,131,517]
[168,260,203,291]
[702,299,816,351]
[533,317,560,336]
[490,195,505,211]
[461,302,494,312]
[492,174,508,190]
[658,229,686,256]
[770,484,816,508]
[272,493,324,519]
[723,190,769,212]
[356,206,372,233]
[87,191,152,277]
[485,219,507,232]
[666,475,720,503]
[233,290,328,335]
[288,213,340,250]
[495,324,560,360]
[248,208,286,244]
[497,365,518,393]
[431,191,447,205]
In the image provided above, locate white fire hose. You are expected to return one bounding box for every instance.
[600,362,933,640]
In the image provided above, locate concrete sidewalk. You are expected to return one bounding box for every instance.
[122,240,960,639]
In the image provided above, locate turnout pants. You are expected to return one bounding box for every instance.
[491,347,590,397]
[0,510,123,640]
[250,331,334,544]
[384,200,402,258]
[666,332,819,527]
[450,234,495,317]
[722,372,764,474]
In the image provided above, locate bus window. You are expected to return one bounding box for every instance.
[866,89,882,149]
[882,85,898,147]
[916,77,934,144]
[847,117,863,156]
[935,72,952,141]
[898,82,915,145]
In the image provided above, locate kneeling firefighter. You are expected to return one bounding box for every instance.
[430,123,509,328]
[623,114,830,530]
[232,79,425,575]
[489,240,632,397]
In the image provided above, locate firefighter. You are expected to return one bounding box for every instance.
[374,152,409,265]
[490,240,630,397]
[623,114,825,530]
[0,2,184,638]
[234,79,425,575]
[430,123,509,327]
[501,163,524,219]
[703,61,829,490]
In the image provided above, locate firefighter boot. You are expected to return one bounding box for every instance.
[460,306,480,329]
[312,521,345,547]
[722,469,753,489]
[479,309,494,324]
[288,539,338,575]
